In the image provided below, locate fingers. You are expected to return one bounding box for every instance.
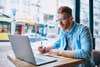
[38,47,46,54]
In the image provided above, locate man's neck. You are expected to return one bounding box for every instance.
[66,21,73,32]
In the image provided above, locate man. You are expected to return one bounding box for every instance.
[38,6,94,67]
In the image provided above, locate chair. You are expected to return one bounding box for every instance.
[92,50,100,67]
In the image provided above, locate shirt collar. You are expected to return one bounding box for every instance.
[66,21,76,35]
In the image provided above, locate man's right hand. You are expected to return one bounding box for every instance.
[38,46,52,54]
[38,47,46,54]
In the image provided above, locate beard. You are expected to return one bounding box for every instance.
[60,24,68,30]
[60,22,71,30]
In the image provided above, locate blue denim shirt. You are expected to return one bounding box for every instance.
[53,22,94,67]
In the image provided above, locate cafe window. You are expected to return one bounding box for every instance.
[80,0,89,27]
[93,0,100,37]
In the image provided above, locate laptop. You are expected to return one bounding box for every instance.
[8,35,57,66]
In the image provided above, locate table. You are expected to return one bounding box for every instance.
[7,54,85,67]
[0,40,85,67]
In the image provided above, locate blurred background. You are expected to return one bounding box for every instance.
[0,0,100,53]
[0,0,100,67]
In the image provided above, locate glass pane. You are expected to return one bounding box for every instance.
[93,0,100,50]
[0,0,75,41]
[80,0,89,27]
[93,0,100,37]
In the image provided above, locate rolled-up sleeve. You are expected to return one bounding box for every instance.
[53,31,62,49]
[53,31,64,49]
[53,38,61,49]
[74,26,93,59]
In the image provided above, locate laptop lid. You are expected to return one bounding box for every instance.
[8,35,57,65]
[8,35,36,65]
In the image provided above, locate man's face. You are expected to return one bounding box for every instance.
[57,13,73,30]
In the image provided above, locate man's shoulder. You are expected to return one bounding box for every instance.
[74,22,89,33]
[75,22,88,29]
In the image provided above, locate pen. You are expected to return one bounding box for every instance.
[40,41,43,48]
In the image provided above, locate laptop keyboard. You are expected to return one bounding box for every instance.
[34,54,57,65]
[35,57,45,62]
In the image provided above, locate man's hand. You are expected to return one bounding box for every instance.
[48,49,60,56]
[38,46,52,54]
[38,47,46,54]
[38,47,74,58]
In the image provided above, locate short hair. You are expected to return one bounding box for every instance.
[57,6,72,16]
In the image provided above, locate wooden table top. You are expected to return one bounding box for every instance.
[7,53,85,67]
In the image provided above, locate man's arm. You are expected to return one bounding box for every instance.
[48,49,74,58]
[49,26,92,59]
[58,50,74,58]
[74,26,93,59]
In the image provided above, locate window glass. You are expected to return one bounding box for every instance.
[0,0,75,41]
[80,0,89,27]
[93,0,100,37]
